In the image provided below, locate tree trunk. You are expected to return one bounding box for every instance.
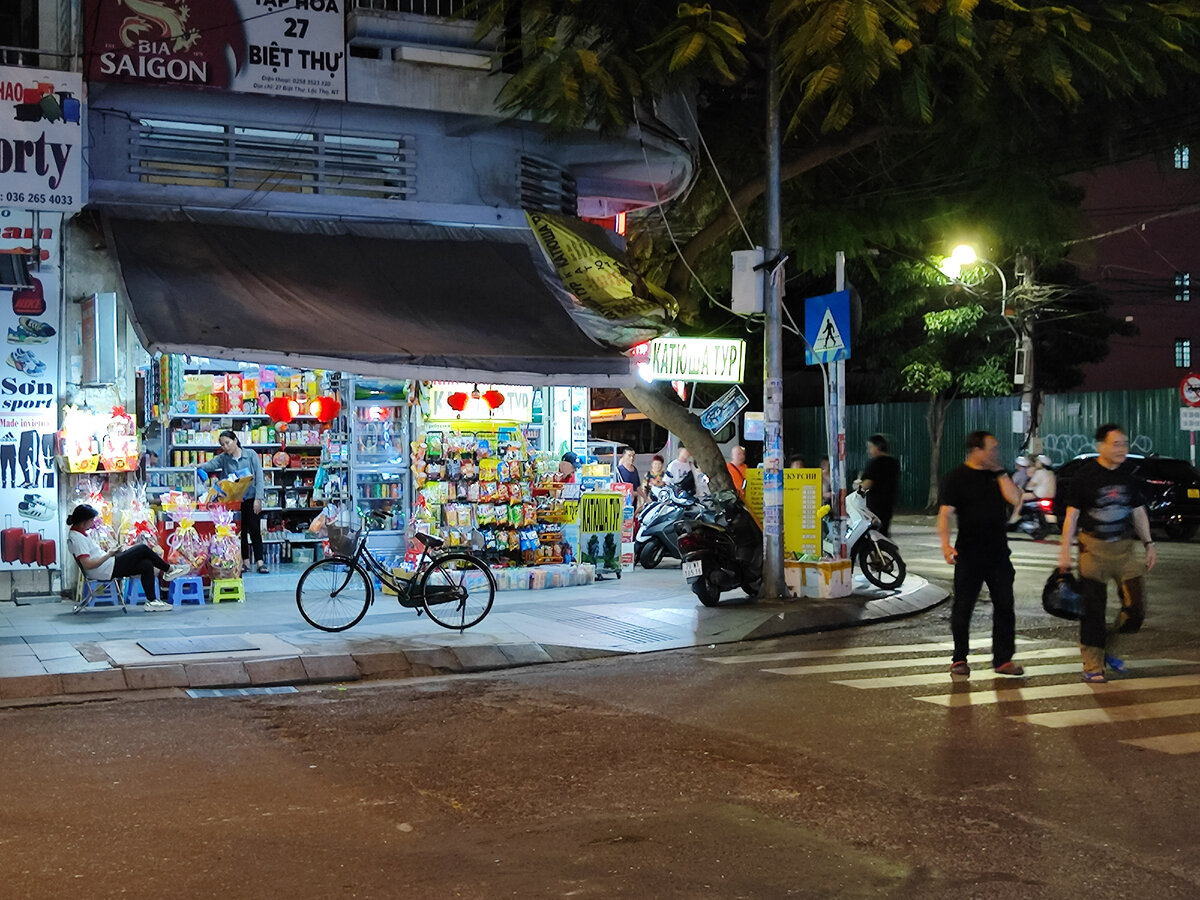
[623,381,734,493]
[925,392,951,511]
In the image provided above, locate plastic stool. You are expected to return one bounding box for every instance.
[210,578,246,604]
[125,577,149,605]
[82,579,124,607]
[167,576,205,606]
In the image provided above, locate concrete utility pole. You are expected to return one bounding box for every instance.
[1015,252,1040,454]
[761,36,785,599]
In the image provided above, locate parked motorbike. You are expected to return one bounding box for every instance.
[634,485,711,568]
[678,490,763,607]
[824,489,906,590]
[1008,497,1057,541]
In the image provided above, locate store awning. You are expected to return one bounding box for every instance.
[105,215,638,386]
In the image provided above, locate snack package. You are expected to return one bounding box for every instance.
[207,506,242,579]
[425,432,443,459]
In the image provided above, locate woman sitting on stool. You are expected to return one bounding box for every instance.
[67,504,188,611]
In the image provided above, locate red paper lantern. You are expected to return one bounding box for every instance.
[446,392,469,412]
[265,397,299,424]
[307,396,341,423]
[482,389,505,410]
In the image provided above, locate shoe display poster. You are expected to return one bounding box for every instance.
[0,66,84,214]
[0,209,61,570]
[83,0,345,101]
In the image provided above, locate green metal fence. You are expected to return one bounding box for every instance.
[783,388,1190,511]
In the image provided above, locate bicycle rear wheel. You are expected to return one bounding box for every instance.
[419,552,496,630]
[297,557,372,632]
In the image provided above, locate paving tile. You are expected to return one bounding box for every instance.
[42,657,112,675]
[0,657,48,677]
[31,642,81,661]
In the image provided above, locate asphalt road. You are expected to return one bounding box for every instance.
[2,527,1197,898]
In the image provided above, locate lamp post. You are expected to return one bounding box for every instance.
[939,244,1040,451]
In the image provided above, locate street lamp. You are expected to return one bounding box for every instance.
[939,244,1008,317]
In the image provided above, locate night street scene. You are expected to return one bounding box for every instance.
[2,2,1200,897]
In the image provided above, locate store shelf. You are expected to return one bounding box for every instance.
[169,443,323,450]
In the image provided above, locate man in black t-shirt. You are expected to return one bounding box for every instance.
[860,434,900,535]
[937,430,1025,677]
[1058,424,1156,683]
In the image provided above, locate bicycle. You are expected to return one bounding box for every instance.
[296,512,496,633]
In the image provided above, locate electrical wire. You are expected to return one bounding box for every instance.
[681,99,755,249]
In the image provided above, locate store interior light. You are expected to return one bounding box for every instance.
[470,384,481,400]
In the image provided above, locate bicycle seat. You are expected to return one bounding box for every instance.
[415,532,444,550]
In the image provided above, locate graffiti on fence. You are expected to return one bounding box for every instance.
[1041,433,1154,467]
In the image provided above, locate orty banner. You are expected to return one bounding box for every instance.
[84,0,346,100]
[0,208,62,571]
[0,67,85,213]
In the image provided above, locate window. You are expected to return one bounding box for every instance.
[1176,339,1192,369]
[1177,273,1192,303]
[1175,145,1191,170]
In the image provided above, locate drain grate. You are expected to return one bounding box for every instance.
[534,608,674,645]
[187,686,300,698]
[138,636,260,656]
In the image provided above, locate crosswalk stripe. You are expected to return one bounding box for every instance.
[912,667,1200,705]
[904,556,1052,572]
[836,662,1086,689]
[763,646,1078,677]
[703,636,1047,665]
[1121,733,1200,755]
[1009,698,1200,728]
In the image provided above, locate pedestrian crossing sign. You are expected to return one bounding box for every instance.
[804,290,851,365]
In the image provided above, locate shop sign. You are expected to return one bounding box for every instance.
[646,337,745,384]
[84,0,346,100]
[1,208,61,570]
[426,382,534,423]
[700,384,749,433]
[0,67,84,213]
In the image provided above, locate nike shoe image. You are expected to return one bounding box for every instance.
[18,317,55,339]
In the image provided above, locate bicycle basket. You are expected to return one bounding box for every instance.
[327,525,361,556]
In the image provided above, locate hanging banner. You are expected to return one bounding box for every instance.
[1,208,62,571]
[0,67,85,213]
[83,0,346,100]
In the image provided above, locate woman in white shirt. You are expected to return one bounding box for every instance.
[67,504,186,611]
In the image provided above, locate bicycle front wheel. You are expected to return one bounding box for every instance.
[419,552,496,630]
[297,557,372,632]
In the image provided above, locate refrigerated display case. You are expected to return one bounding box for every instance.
[349,380,410,556]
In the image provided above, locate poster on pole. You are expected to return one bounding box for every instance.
[84,0,346,100]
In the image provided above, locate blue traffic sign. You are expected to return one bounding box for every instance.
[804,290,851,365]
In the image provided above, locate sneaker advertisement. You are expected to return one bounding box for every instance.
[1,209,61,572]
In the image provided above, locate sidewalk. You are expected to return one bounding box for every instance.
[0,537,947,703]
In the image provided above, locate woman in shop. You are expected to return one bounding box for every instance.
[616,447,645,509]
[67,504,187,611]
[197,430,269,574]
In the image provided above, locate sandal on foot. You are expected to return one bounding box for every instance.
[950,660,970,676]
[994,661,1025,676]
[256,563,270,574]
[1105,654,1128,674]
[1082,671,1107,684]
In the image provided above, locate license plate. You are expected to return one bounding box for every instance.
[1044,514,1058,524]
[682,560,703,579]
[1189,488,1199,499]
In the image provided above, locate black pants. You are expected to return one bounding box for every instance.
[110,544,170,603]
[17,430,37,486]
[0,444,14,487]
[240,498,264,565]
[950,549,1016,668]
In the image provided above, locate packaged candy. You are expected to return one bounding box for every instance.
[466,482,480,503]
[426,432,443,459]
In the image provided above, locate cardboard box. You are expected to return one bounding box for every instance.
[785,558,854,598]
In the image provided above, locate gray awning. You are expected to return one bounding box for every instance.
[105,215,635,386]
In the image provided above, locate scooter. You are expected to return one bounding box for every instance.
[1008,496,1057,541]
[824,489,906,590]
[677,490,763,607]
[634,485,711,568]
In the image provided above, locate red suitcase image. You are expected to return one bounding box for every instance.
[20,531,39,564]
[37,532,56,567]
[2,514,25,563]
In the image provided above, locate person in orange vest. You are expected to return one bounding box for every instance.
[726,445,748,497]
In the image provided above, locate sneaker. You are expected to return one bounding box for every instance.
[163,563,191,582]
[144,599,172,611]
[18,317,55,339]
[17,499,52,521]
[1105,655,1128,674]
[950,660,970,676]
[994,661,1025,676]
[6,349,44,375]
[6,327,47,344]
[1082,671,1107,684]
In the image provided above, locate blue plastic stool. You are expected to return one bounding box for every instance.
[74,577,128,614]
[167,576,205,606]
[125,577,149,605]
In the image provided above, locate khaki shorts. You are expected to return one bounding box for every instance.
[1078,534,1144,584]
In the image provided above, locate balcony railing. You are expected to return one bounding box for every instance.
[351,0,470,16]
